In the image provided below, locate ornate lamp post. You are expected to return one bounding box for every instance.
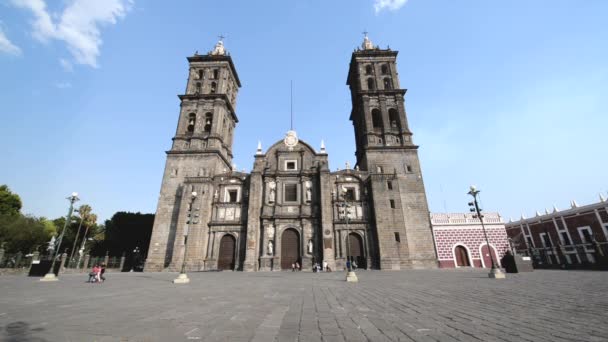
[174,191,198,284]
[41,192,79,281]
[339,186,358,282]
[467,185,505,279]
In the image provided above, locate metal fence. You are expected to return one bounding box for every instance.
[516,242,608,270]
[0,252,32,268]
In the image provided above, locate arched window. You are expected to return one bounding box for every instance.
[210,82,217,94]
[186,113,196,133]
[213,69,219,79]
[365,65,373,75]
[383,78,392,90]
[367,78,375,90]
[371,109,382,129]
[195,82,201,94]
[388,108,400,130]
[381,64,389,75]
[204,113,213,132]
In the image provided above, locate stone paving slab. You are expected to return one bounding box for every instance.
[0,269,607,341]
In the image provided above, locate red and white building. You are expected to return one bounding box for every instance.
[505,195,608,267]
[431,213,510,268]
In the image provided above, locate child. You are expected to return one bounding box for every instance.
[88,265,99,283]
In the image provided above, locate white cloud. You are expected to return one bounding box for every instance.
[374,0,408,13]
[60,58,73,72]
[54,81,72,89]
[12,0,132,68]
[0,27,22,55]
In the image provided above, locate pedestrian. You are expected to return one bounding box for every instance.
[322,260,328,272]
[352,260,358,271]
[295,262,300,271]
[88,264,99,283]
[99,263,106,283]
[346,259,351,271]
[291,263,295,272]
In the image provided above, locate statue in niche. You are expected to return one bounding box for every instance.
[267,240,274,255]
[266,224,275,240]
[307,240,313,254]
[305,181,312,202]
[213,190,219,201]
[268,181,276,203]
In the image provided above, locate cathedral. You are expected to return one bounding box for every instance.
[144,36,438,272]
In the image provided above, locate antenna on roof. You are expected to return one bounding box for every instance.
[290,80,294,130]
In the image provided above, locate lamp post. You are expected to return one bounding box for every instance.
[467,186,505,279]
[68,209,85,268]
[41,192,79,281]
[174,191,198,284]
[339,186,358,282]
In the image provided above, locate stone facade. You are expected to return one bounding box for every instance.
[144,37,438,272]
[431,213,509,268]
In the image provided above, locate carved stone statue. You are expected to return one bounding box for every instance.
[267,240,274,255]
[266,224,275,240]
[268,181,276,203]
[305,181,312,202]
[307,240,313,254]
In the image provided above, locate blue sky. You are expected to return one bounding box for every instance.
[1,0,607,223]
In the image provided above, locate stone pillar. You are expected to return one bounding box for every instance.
[60,253,67,271]
[243,163,264,272]
[119,252,126,271]
[104,251,110,266]
[83,254,91,270]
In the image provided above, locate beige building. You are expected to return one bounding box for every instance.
[145,36,438,272]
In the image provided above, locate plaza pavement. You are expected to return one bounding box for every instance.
[0,269,607,342]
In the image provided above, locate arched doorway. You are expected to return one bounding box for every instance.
[217,234,236,270]
[281,228,300,270]
[480,244,498,268]
[348,233,365,269]
[454,245,471,267]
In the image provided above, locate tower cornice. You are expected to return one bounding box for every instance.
[187,54,241,87]
[178,93,239,123]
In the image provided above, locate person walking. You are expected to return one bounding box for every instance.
[99,263,106,283]
[88,265,99,283]
[322,260,328,272]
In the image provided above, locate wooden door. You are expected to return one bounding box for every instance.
[455,245,470,267]
[217,235,236,270]
[281,229,300,269]
[348,233,365,269]
[481,244,498,268]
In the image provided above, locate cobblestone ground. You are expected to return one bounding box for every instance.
[0,269,607,342]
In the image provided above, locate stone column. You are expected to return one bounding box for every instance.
[119,252,126,271]
[83,254,91,270]
[243,162,264,272]
[104,251,110,266]
[60,253,67,271]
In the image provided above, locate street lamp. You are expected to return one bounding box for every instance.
[41,192,79,281]
[339,186,358,283]
[174,191,198,284]
[467,186,505,279]
[68,209,85,268]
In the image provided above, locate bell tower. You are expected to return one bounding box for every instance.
[347,34,437,269]
[145,38,242,271]
[173,38,241,166]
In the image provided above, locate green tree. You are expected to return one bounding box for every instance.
[0,214,52,253]
[0,185,22,216]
